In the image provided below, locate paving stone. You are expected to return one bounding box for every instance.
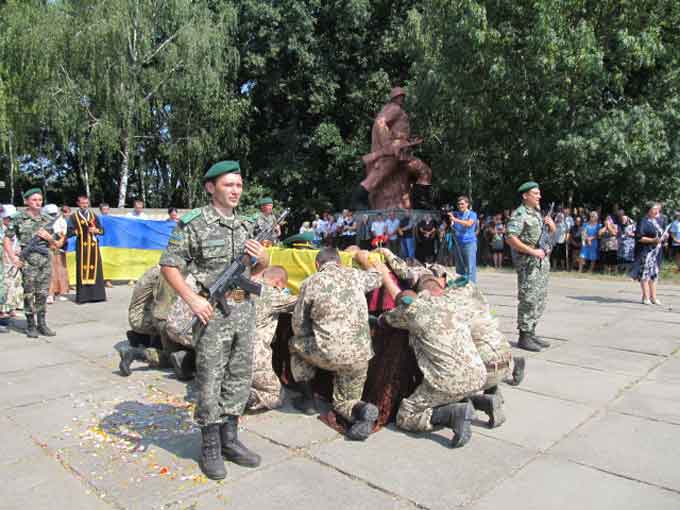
[610,379,680,425]
[2,343,82,374]
[310,426,534,510]
[550,412,680,491]
[518,358,636,405]
[242,408,340,449]
[0,417,44,464]
[467,454,680,510]
[162,457,409,510]
[647,357,680,383]
[475,387,595,451]
[534,343,663,376]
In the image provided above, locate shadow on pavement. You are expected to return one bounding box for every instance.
[567,295,641,305]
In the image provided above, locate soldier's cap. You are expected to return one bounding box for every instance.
[517,181,539,194]
[283,231,315,250]
[390,87,406,100]
[202,160,240,183]
[257,197,273,207]
[22,187,43,200]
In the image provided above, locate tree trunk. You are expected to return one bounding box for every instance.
[8,130,15,204]
[118,133,130,208]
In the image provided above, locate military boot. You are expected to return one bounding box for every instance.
[170,350,196,381]
[118,346,147,377]
[200,424,227,480]
[292,382,317,415]
[25,315,39,339]
[430,400,474,448]
[220,415,261,467]
[471,393,505,428]
[346,402,379,441]
[508,356,526,386]
[484,384,504,403]
[531,328,551,348]
[350,184,371,210]
[517,330,541,352]
[412,184,434,210]
[36,312,56,337]
[126,330,152,348]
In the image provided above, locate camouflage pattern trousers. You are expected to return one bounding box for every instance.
[289,340,368,421]
[249,336,283,411]
[141,318,188,368]
[21,252,52,315]
[516,256,550,333]
[397,378,478,432]
[194,300,255,426]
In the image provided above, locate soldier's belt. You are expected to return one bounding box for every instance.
[485,359,510,372]
[225,289,248,303]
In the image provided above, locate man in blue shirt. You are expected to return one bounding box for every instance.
[449,196,478,283]
[671,210,680,272]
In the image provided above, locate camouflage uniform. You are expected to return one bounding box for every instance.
[506,204,550,334]
[254,212,279,242]
[289,262,382,421]
[381,290,487,431]
[249,283,297,410]
[128,266,160,336]
[160,205,256,426]
[6,211,54,315]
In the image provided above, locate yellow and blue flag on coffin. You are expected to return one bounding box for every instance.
[66,216,177,282]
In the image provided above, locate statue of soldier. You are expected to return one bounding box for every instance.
[351,87,433,210]
[159,160,269,480]
[506,181,556,352]
[3,188,58,338]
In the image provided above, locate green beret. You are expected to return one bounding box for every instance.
[283,231,315,249]
[202,160,240,182]
[22,188,43,200]
[258,197,273,206]
[517,181,539,194]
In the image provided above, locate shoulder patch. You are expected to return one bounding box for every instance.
[180,208,202,225]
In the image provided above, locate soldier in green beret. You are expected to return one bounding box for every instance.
[254,196,281,244]
[282,231,315,249]
[159,160,269,480]
[3,188,59,338]
[505,181,556,351]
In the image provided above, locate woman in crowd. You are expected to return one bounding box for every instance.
[46,204,70,304]
[617,215,637,272]
[550,212,568,271]
[579,211,601,273]
[598,214,619,275]
[0,205,21,318]
[436,215,454,266]
[630,202,667,305]
[416,213,437,263]
[488,214,505,269]
[567,215,583,271]
[356,214,372,250]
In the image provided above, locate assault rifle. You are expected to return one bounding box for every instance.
[184,208,290,335]
[361,138,423,166]
[20,218,58,259]
[537,202,556,255]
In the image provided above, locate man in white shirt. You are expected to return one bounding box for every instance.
[126,200,149,220]
[370,214,387,239]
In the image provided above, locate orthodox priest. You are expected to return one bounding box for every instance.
[67,194,107,303]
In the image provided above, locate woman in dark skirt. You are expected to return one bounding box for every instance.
[416,214,437,263]
[629,203,667,305]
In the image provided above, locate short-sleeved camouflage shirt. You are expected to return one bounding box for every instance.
[6,211,53,248]
[506,204,543,248]
[159,205,254,290]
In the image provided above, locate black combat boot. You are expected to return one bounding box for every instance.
[517,330,541,352]
[126,330,152,348]
[220,415,261,467]
[25,315,39,339]
[350,184,371,210]
[200,424,227,480]
[507,356,526,386]
[118,346,147,376]
[170,350,196,381]
[531,328,551,348]
[292,382,317,415]
[430,400,474,448]
[36,312,56,337]
[471,393,506,429]
[484,385,504,403]
[411,184,434,210]
[346,402,379,441]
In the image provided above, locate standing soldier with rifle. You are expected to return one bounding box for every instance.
[3,188,59,338]
[159,161,269,480]
[505,182,556,352]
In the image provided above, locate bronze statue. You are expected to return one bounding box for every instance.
[351,87,433,210]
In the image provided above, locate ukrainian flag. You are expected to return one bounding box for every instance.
[66,216,176,282]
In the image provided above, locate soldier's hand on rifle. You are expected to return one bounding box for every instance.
[37,228,53,242]
[245,239,268,266]
[532,248,547,260]
[188,294,213,325]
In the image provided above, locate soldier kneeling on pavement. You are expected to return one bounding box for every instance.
[376,273,487,447]
[120,265,195,380]
[289,247,385,440]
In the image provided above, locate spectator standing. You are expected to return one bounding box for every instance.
[299,221,314,235]
[385,211,400,254]
[449,196,478,282]
[416,213,437,263]
[617,215,636,272]
[99,203,110,216]
[356,215,372,250]
[436,216,454,266]
[45,204,69,304]
[0,206,21,319]
[550,213,568,271]
[599,215,619,274]
[579,212,601,273]
[489,214,505,269]
[126,199,149,220]
[370,213,387,242]
[563,207,575,231]
[630,203,666,305]
[567,215,583,271]
[338,209,357,250]
[670,211,680,272]
[167,207,179,222]
[396,210,414,258]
